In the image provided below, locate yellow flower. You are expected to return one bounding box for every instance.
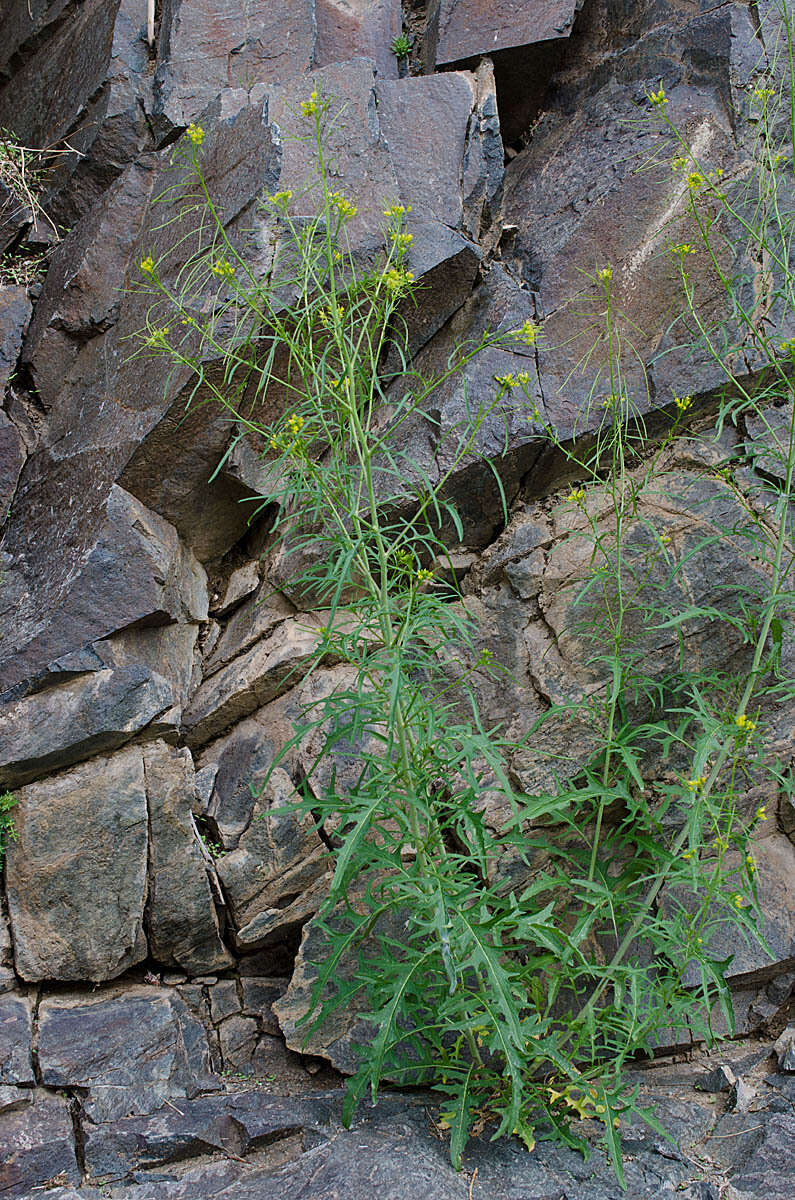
[751,84,776,103]
[670,243,696,258]
[187,123,204,146]
[686,776,706,791]
[383,266,414,292]
[145,325,170,348]
[286,413,304,437]
[389,230,413,248]
[383,202,411,218]
[687,171,706,190]
[317,308,329,326]
[336,303,345,318]
[211,257,235,280]
[755,805,767,821]
[597,266,613,283]
[660,533,671,545]
[567,486,585,504]
[494,372,517,388]
[746,853,756,873]
[415,568,434,584]
[329,190,357,220]
[735,713,756,733]
[649,85,669,108]
[301,88,320,117]
[140,256,155,274]
[731,893,746,909]
[671,155,689,173]
[674,394,693,412]
[513,318,539,346]
[682,849,694,860]
[268,189,292,206]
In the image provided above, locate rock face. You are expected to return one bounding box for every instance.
[2,1,795,1197]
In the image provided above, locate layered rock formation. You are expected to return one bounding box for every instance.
[0,0,793,1195]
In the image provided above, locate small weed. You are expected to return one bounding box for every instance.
[390,33,413,58]
[0,791,17,868]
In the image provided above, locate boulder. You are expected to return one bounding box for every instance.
[143,741,233,975]
[37,985,218,1122]
[0,1091,80,1199]
[0,287,31,392]
[5,746,149,982]
[431,0,581,66]
[315,0,402,79]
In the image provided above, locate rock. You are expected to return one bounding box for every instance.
[214,768,331,950]
[430,0,580,66]
[0,0,119,148]
[727,1077,755,1113]
[708,1111,795,1200]
[206,583,294,673]
[0,287,31,393]
[315,0,401,79]
[0,907,11,965]
[0,410,26,522]
[97,621,201,730]
[208,980,241,1025]
[82,1090,332,1184]
[745,404,793,483]
[0,994,34,1084]
[0,1091,80,1199]
[38,986,218,1122]
[210,561,261,616]
[153,0,315,133]
[695,1063,736,1093]
[0,484,207,695]
[143,741,233,975]
[5,746,149,982]
[0,664,176,788]
[0,1086,31,1114]
[774,1024,795,1073]
[183,615,326,746]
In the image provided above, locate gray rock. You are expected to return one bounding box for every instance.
[82,1090,332,1184]
[214,768,331,950]
[38,985,218,1122]
[0,1091,80,1199]
[727,1077,755,1113]
[6,746,149,982]
[0,994,34,1084]
[0,664,175,788]
[0,287,31,393]
[143,741,233,975]
[774,1024,795,1073]
[694,1063,736,1093]
[0,484,207,695]
[205,584,295,675]
[183,616,325,747]
[0,410,26,523]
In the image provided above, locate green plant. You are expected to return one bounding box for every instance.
[138,55,794,1184]
[390,33,413,58]
[0,791,17,869]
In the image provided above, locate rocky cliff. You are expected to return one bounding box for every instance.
[0,1,793,1197]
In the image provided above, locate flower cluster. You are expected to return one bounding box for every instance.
[211,257,235,280]
[567,486,585,504]
[686,776,706,791]
[383,202,411,219]
[187,123,204,146]
[673,394,693,412]
[494,371,530,389]
[330,191,357,220]
[735,713,757,734]
[669,242,696,259]
[145,325,170,348]
[268,189,292,207]
[383,266,414,293]
[389,230,413,249]
[139,256,155,274]
[301,88,322,118]
[648,84,669,108]
[750,83,776,104]
[415,568,434,584]
[513,318,539,346]
[596,266,613,283]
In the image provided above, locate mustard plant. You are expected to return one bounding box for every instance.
[137,54,794,1185]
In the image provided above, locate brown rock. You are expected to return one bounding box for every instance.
[153,0,315,131]
[0,1091,80,1199]
[432,0,580,65]
[315,0,401,78]
[6,746,149,982]
[143,741,233,975]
